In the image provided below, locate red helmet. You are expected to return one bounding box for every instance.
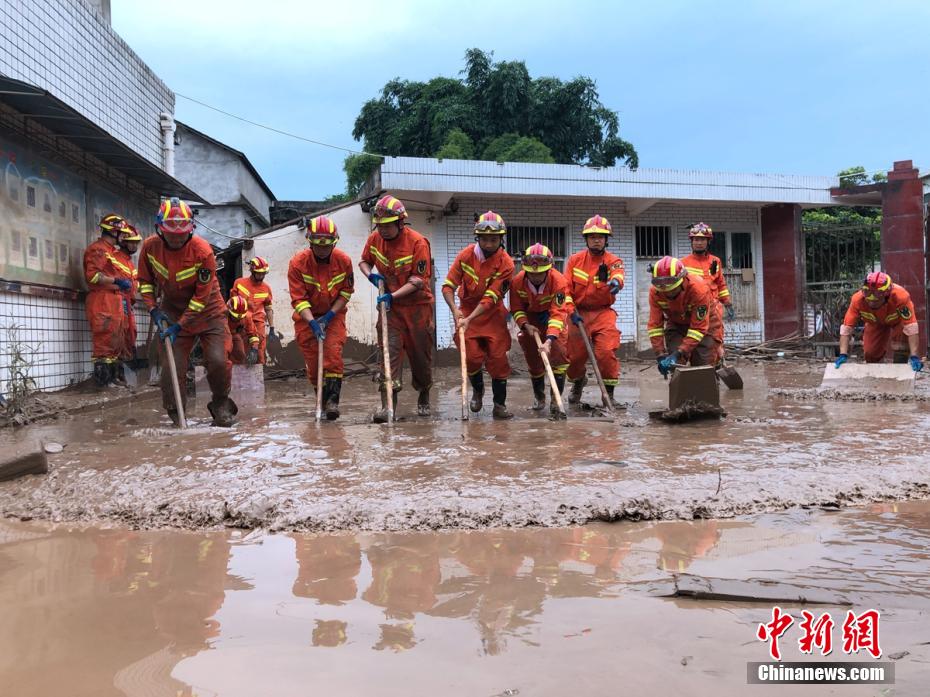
[372,195,407,225]
[119,223,142,244]
[689,222,713,240]
[862,271,892,301]
[155,198,195,237]
[227,296,248,319]
[249,257,270,274]
[651,256,687,293]
[582,214,612,236]
[306,215,339,245]
[522,243,553,273]
[474,210,506,235]
[99,214,128,238]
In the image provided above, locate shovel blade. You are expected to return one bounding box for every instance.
[716,365,744,390]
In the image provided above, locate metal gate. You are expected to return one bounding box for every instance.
[803,223,881,347]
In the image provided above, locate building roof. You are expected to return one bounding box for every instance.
[0,75,203,203]
[378,156,843,208]
[176,121,276,202]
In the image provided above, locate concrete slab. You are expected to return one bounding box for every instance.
[669,365,720,410]
[820,363,916,393]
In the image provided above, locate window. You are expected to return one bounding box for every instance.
[509,226,566,262]
[708,232,727,260]
[26,185,36,208]
[635,225,671,257]
[72,203,79,223]
[59,201,66,218]
[731,232,753,268]
[28,236,38,257]
[244,220,253,236]
[43,192,52,213]
[58,243,69,264]
[44,239,53,259]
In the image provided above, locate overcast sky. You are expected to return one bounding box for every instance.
[112,0,930,201]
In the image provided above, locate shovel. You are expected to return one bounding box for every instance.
[716,358,744,390]
[575,315,613,413]
[160,328,187,430]
[458,325,469,421]
[315,337,324,422]
[533,333,567,420]
[378,280,394,425]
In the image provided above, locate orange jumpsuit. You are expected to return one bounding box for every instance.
[443,243,515,379]
[231,276,273,364]
[647,274,722,365]
[841,285,918,362]
[83,238,130,363]
[681,252,731,308]
[138,235,232,411]
[510,269,574,378]
[288,247,355,386]
[228,309,259,365]
[113,247,138,361]
[564,250,625,386]
[361,227,434,392]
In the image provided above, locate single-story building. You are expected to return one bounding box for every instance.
[251,156,925,356]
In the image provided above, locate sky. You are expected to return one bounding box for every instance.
[112,0,930,201]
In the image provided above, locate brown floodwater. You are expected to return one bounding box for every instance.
[0,362,929,531]
[1,501,928,696]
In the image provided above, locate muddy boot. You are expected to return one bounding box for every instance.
[550,374,566,417]
[112,362,128,388]
[92,360,110,388]
[531,377,547,411]
[568,376,586,405]
[491,378,513,420]
[165,406,181,427]
[417,389,431,417]
[185,367,197,398]
[468,372,484,413]
[373,388,399,423]
[605,384,622,408]
[208,396,238,427]
[324,377,341,421]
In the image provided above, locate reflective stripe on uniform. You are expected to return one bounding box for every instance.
[572,267,589,281]
[394,254,414,267]
[548,319,565,331]
[175,264,201,281]
[860,311,877,322]
[249,336,260,345]
[301,273,321,289]
[139,282,155,295]
[327,273,346,290]
[254,292,269,299]
[648,328,665,338]
[339,290,352,300]
[235,283,251,297]
[885,312,900,323]
[686,329,704,342]
[512,310,528,322]
[90,272,102,284]
[294,300,311,313]
[460,263,479,283]
[147,254,170,279]
[442,279,457,289]
[188,299,205,312]
[685,266,703,275]
[483,289,499,302]
[718,288,730,298]
[368,246,390,267]
[106,253,133,275]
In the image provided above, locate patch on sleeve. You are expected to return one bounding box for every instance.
[900,305,912,320]
[198,268,212,283]
[610,261,623,270]
[555,292,565,307]
[696,304,708,321]
[416,259,428,275]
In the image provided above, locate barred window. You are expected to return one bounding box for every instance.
[509,226,566,262]
[708,232,727,260]
[635,225,670,258]
[731,232,753,268]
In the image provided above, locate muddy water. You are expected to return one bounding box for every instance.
[1,502,928,696]
[0,362,929,531]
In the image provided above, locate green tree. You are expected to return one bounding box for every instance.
[343,153,383,197]
[435,128,475,160]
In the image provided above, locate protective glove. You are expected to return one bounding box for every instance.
[570,311,583,326]
[546,334,558,344]
[115,278,132,291]
[710,260,719,275]
[149,308,169,329]
[597,263,609,283]
[834,353,848,369]
[267,325,275,337]
[909,355,923,373]
[607,279,621,295]
[246,347,260,365]
[657,351,680,377]
[367,272,385,289]
[308,319,326,341]
[160,323,182,344]
[377,292,393,310]
[319,310,336,329]
[725,305,736,321]
[536,311,549,326]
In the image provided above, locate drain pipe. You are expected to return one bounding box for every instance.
[159,112,176,177]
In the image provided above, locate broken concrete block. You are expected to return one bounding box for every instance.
[669,365,720,411]
[0,446,48,482]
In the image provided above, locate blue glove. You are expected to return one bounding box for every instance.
[368,272,385,289]
[308,319,326,341]
[319,310,336,329]
[377,292,393,310]
[834,353,848,369]
[115,278,132,291]
[607,279,621,295]
[149,308,169,329]
[725,305,736,321]
[570,311,583,326]
[657,351,680,377]
[160,323,182,344]
[545,334,558,344]
[536,311,549,326]
[909,355,923,373]
[246,347,260,365]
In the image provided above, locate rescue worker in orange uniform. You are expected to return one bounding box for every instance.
[835,271,923,371]
[441,210,516,419]
[564,215,625,405]
[680,222,735,325]
[231,257,275,364]
[83,214,133,387]
[360,195,434,422]
[510,243,574,414]
[288,215,355,420]
[138,198,236,426]
[647,255,723,376]
[226,296,260,366]
[115,223,143,384]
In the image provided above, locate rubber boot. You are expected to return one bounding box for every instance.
[373,387,399,423]
[324,377,341,421]
[185,365,197,398]
[417,389,431,417]
[112,362,128,388]
[491,378,513,420]
[469,372,484,413]
[208,396,238,427]
[605,384,623,408]
[550,373,566,417]
[568,375,586,404]
[531,376,547,411]
[93,360,110,388]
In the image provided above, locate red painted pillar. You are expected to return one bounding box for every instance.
[881,160,926,353]
[761,203,803,340]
